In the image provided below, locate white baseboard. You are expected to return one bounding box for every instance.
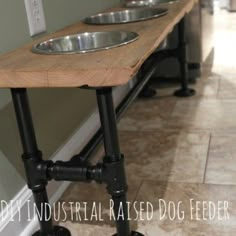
[0,84,131,236]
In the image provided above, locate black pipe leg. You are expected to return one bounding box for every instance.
[96,88,144,236]
[174,17,196,97]
[11,89,70,236]
[96,88,129,236]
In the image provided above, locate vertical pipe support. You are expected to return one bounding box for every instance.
[96,88,144,236]
[11,88,70,236]
[174,17,196,97]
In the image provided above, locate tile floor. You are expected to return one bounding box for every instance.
[56,8,236,236]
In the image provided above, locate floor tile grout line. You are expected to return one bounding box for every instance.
[120,127,236,134]
[165,98,178,127]
[216,75,222,99]
[165,100,179,130]
[216,75,222,98]
[203,133,212,184]
[131,180,144,203]
[140,178,236,187]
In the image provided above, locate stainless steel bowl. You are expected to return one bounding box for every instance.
[83,8,168,25]
[124,0,178,8]
[32,31,139,55]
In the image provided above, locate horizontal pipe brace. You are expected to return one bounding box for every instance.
[46,160,103,182]
[30,155,128,196]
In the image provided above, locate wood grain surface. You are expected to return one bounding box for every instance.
[0,0,198,88]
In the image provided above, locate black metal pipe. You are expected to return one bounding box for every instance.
[116,57,159,117]
[32,189,54,235]
[96,88,121,162]
[178,17,188,91]
[174,17,196,97]
[47,160,103,182]
[74,128,103,162]
[96,88,130,236]
[11,89,70,236]
[11,89,38,154]
[112,195,130,235]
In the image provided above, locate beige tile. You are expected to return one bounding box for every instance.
[201,64,224,80]
[205,134,236,185]
[133,181,236,236]
[168,99,236,131]
[119,130,210,183]
[54,130,210,234]
[211,66,236,76]
[154,74,220,99]
[149,85,178,98]
[192,75,220,98]
[218,74,236,99]
[118,97,176,131]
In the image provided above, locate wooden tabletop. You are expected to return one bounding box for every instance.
[0,0,198,88]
